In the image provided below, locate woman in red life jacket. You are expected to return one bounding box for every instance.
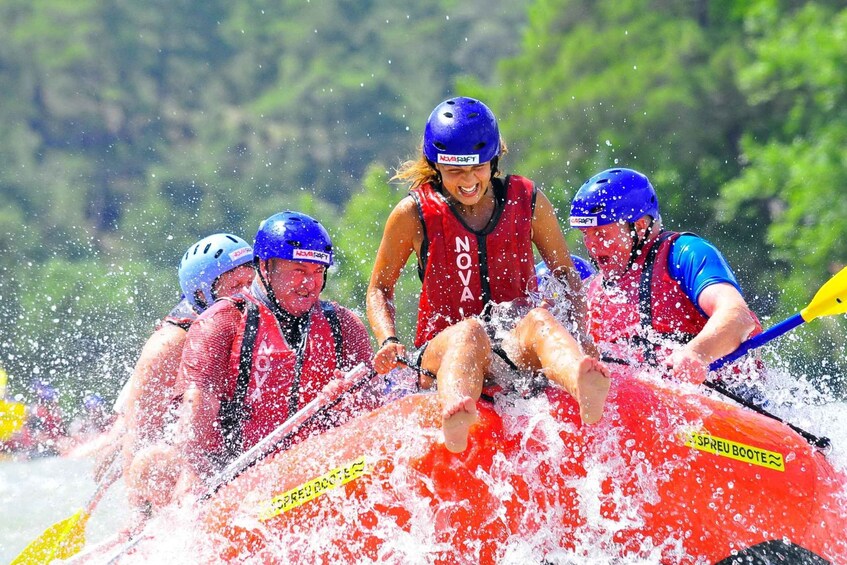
[569,168,763,385]
[367,96,609,454]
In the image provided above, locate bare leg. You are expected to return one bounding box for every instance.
[422,319,491,453]
[511,308,610,424]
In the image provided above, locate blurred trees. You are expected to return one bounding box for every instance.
[1,0,846,409]
[482,0,847,390]
[0,0,528,407]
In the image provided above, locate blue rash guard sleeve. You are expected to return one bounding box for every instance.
[668,234,743,317]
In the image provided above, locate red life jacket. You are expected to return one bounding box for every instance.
[410,175,537,347]
[218,293,344,454]
[587,231,763,368]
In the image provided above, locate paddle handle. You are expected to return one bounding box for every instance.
[86,456,124,513]
[211,363,375,489]
[702,380,830,450]
[709,313,805,372]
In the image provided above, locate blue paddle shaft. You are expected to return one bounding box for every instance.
[709,313,805,371]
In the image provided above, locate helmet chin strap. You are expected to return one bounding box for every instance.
[625,216,655,272]
[256,259,289,317]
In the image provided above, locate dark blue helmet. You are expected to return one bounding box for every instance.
[33,381,58,402]
[254,211,333,267]
[423,97,500,166]
[83,393,105,411]
[570,168,660,228]
[535,255,596,286]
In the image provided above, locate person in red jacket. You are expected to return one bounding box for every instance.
[569,168,763,384]
[367,97,609,454]
[167,211,375,495]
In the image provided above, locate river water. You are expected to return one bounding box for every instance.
[0,456,126,562]
[2,378,846,563]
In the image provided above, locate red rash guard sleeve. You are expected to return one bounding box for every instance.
[336,305,375,371]
[179,300,243,402]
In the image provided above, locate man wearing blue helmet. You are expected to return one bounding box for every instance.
[168,211,374,493]
[570,168,762,384]
[368,96,609,454]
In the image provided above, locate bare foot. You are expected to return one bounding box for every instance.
[442,396,478,453]
[575,356,611,424]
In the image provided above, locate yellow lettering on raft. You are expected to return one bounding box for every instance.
[684,432,785,472]
[257,456,368,521]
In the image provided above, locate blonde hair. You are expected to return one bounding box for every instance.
[392,139,509,189]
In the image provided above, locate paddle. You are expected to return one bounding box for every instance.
[0,399,27,442]
[603,267,847,451]
[709,265,847,371]
[208,362,376,493]
[700,267,847,451]
[101,363,378,564]
[10,457,123,565]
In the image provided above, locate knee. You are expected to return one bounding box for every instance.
[448,319,491,355]
[521,307,558,333]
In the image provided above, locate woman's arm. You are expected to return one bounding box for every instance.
[531,190,598,357]
[366,196,421,374]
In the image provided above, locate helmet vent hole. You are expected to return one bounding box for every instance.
[203,243,212,254]
[473,142,486,150]
[596,179,609,185]
[288,240,301,248]
[589,205,605,214]
[468,112,479,118]
[446,100,456,105]
[214,249,224,259]
[443,112,453,119]
[434,142,447,150]
[225,235,238,243]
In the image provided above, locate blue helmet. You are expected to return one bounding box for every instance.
[179,233,253,312]
[254,211,333,267]
[83,393,104,411]
[423,97,500,166]
[569,168,659,228]
[535,255,596,286]
[33,381,58,402]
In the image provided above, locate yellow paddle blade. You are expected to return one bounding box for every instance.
[10,509,90,565]
[801,266,847,322]
[0,399,27,441]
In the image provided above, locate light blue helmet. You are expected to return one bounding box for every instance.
[179,233,253,312]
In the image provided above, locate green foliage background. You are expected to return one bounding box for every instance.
[1,0,845,411]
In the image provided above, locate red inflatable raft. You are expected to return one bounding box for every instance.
[124,370,847,564]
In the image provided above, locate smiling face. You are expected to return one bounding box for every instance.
[436,162,493,206]
[580,221,635,280]
[264,258,326,316]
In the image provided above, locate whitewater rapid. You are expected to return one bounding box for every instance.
[1,374,846,564]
